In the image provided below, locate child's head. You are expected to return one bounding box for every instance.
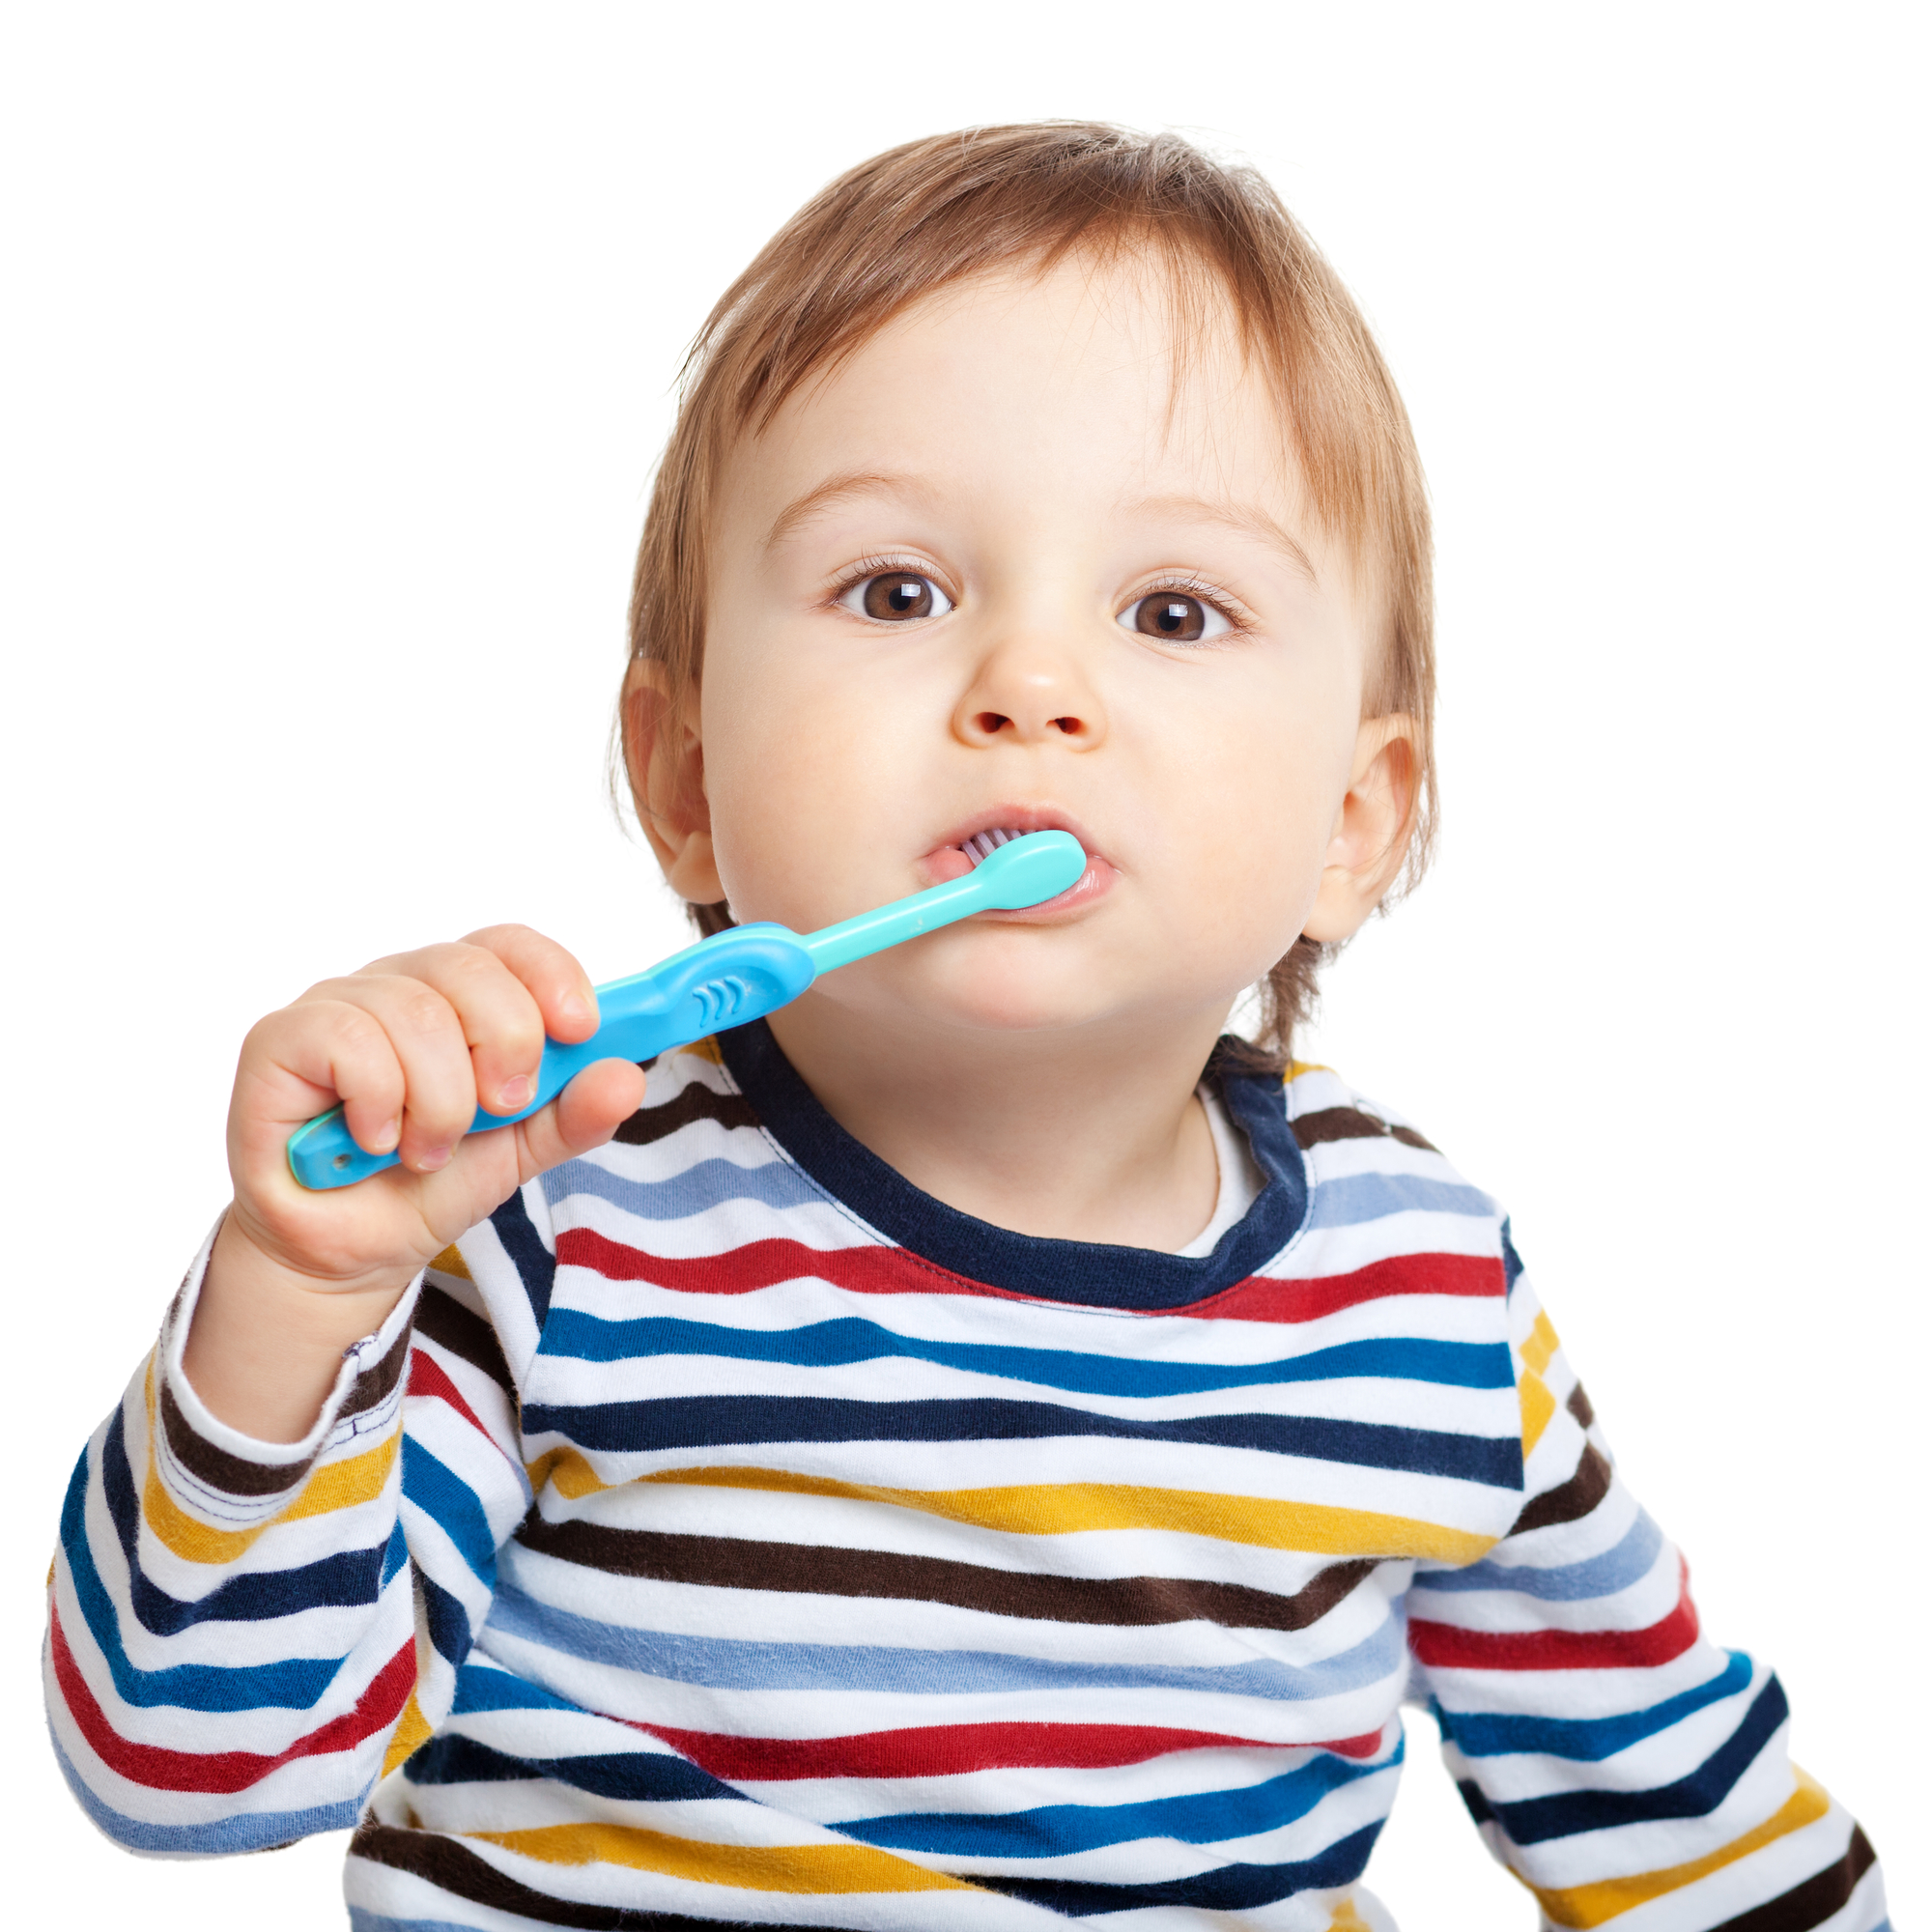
[620,123,1433,1064]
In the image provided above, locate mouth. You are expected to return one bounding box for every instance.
[921,808,1117,919]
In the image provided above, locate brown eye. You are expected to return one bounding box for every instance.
[841,572,953,622]
[1119,590,1232,643]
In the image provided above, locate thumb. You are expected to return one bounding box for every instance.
[512,1059,647,1181]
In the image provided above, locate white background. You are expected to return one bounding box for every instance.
[3,3,1926,1925]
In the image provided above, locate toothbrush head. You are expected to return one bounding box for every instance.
[961,828,1087,908]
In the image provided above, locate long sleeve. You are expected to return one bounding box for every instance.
[43,1221,534,1856]
[1406,1232,1887,1930]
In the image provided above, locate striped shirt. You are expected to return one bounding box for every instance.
[45,1024,1889,1930]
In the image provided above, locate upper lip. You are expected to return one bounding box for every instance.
[928,805,1103,863]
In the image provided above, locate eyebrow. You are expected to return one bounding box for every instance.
[1121,494,1321,585]
[763,470,939,551]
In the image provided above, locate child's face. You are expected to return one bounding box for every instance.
[658,252,1407,1048]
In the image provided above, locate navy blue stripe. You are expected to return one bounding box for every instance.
[490,1187,554,1332]
[978,1820,1384,1915]
[1440,1650,1754,1761]
[406,1733,732,1804]
[98,1411,384,1634]
[539,1309,1516,1396]
[1501,1221,1524,1293]
[720,1021,1308,1311]
[1487,1676,1789,1844]
[418,1568,473,1667]
[519,1393,1523,1488]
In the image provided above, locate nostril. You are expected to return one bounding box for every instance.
[1052,716,1083,735]
[975,711,1012,735]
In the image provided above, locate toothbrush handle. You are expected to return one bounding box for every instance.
[285,924,815,1190]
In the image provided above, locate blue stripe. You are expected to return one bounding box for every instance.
[1415,1511,1663,1602]
[1482,1675,1789,1844]
[552,1153,817,1220]
[406,1732,732,1803]
[451,1660,581,1717]
[49,1726,364,1852]
[520,1393,1523,1489]
[540,1309,1516,1397]
[1304,1174,1492,1230]
[982,1819,1384,1915]
[60,1444,344,1713]
[487,1582,1404,1700]
[840,1742,1398,1856]
[1441,1650,1755,1762]
[96,1415,385,1634]
[399,1439,498,1583]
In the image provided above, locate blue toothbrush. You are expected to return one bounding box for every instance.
[286,830,1086,1190]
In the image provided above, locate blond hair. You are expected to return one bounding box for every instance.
[620,122,1434,1059]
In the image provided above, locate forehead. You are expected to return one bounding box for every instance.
[726,250,1306,526]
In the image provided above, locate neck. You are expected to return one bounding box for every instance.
[764,995,1230,1249]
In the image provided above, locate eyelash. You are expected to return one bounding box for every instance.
[822,559,1254,636]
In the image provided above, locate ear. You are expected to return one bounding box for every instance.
[1301,715,1419,945]
[621,660,724,905]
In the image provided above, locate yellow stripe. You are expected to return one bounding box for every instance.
[1520,1371,1556,1456]
[526,1455,1496,1563]
[1528,1772,1832,1927]
[470,1824,972,1894]
[1327,1898,1375,1930]
[429,1245,471,1280]
[1287,1061,1332,1081]
[1521,1311,1559,1377]
[685,1036,724,1065]
[382,1691,433,1778]
[142,1363,400,1563]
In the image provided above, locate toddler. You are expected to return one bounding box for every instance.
[44,124,1889,1931]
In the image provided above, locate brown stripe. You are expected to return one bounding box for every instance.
[1709,1825,1876,1932]
[415,1283,513,1394]
[1566,1381,1596,1430]
[611,1079,760,1147]
[157,1378,317,1498]
[515,1515,1375,1634]
[1291,1107,1390,1149]
[1388,1124,1438,1152]
[349,1823,845,1930]
[336,1317,414,1423]
[1508,1442,1612,1535]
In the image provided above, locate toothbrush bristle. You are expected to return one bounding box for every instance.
[962,827,1023,867]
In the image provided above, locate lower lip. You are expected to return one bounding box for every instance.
[919,844,1118,920]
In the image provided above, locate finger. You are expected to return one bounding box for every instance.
[512,1059,647,1180]
[306,973,479,1173]
[463,923,600,1044]
[379,940,549,1119]
[234,1000,407,1164]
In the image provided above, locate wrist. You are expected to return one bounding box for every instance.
[181,1214,417,1443]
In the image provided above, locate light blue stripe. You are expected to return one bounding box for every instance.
[1303,1174,1492,1230]
[48,1725,364,1853]
[350,1915,489,1932]
[1414,1512,1663,1602]
[553,1153,816,1221]
[840,1737,1400,1856]
[539,1309,1515,1397]
[487,1584,1403,1700]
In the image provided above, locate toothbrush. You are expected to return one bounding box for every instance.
[285,829,1086,1190]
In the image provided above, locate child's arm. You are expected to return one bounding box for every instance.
[1406,1236,1886,1928]
[44,929,637,1853]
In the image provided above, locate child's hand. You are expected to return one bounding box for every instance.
[185,927,645,1439]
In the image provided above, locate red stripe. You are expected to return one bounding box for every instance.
[628,1719,1387,1779]
[559,1227,1504,1324]
[1408,1559,1699,1671]
[557,1228,1040,1303]
[408,1350,493,1440]
[1177,1252,1506,1324]
[49,1603,414,1795]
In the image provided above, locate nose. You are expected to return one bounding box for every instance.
[951,625,1108,750]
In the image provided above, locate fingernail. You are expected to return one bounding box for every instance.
[560,986,595,1024]
[415,1145,452,1172]
[375,1118,401,1151]
[497,1074,534,1109]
